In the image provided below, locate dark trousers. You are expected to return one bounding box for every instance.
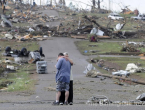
[59,80,73,103]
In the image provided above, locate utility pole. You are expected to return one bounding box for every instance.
[40,0,41,6]
[109,0,110,10]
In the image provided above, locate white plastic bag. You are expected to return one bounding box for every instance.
[83,64,96,74]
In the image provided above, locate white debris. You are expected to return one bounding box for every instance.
[7,65,15,70]
[136,93,145,101]
[112,70,130,76]
[84,64,96,74]
[5,34,13,39]
[78,20,81,29]
[28,28,35,32]
[14,57,29,63]
[36,96,39,98]
[115,23,124,31]
[90,28,97,34]
[1,21,5,27]
[125,63,139,73]
[31,12,36,15]
[90,28,104,36]
[122,41,145,47]
[43,35,48,38]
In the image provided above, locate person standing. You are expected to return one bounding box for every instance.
[59,52,73,105]
[52,53,71,105]
[64,52,73,105]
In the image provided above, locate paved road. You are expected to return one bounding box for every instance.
[0,36,144,110]
[29,37,145,109]
[0,103,144,110]
[30,37,89,101]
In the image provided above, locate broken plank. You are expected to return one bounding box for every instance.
[71,35,88,39]
[96,73,145,85]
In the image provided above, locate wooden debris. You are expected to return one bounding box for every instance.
[71,35,88,39]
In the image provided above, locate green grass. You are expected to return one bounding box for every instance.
[0,40,39,92]
[0,4,39,92]
[75,40,145,55]
[7,69,35,92]
[94,57,145,69]
[0,63,36,92]
[0,40,39,53]
[135,73,145,78]
[90,57,145,78]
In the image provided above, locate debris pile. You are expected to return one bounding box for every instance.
[1,1,145,41]
[0,2,62,41]
[85,59,145,85]
[2,46,45,64]
[121,41,145,52]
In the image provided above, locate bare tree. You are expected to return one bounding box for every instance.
[96,0,103,9]
[59,0,62,4]
[50,0,52,6]
[63,0,65,6]
[92,0,95,9]
[91,0,103,9]
[54,0,57,5]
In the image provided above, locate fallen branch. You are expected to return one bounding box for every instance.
[97,73,145,85]
[86,70,145,85]
[83,15,112,36]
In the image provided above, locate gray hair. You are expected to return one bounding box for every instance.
[63,52,69,56]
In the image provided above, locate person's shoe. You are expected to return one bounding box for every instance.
[69,102,73,105]
[59,102,63,105]
[64,101,68,105]
[52,101,59,106]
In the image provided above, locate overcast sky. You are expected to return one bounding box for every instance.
[24,0,145,14]
[64,0,145,14]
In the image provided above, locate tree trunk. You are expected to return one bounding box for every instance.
[98,0,100,9]
[92,0,95,9]
[50,0,52,6]
[63,0,65,6]
[59,0,62,4]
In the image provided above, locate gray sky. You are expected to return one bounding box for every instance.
[25,0,145,14]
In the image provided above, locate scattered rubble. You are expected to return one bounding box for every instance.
[85,70,145,85]
[87,93,145,105]
[112,70,130,77]
[84,59,145,85]
[125,63,145,73]
[87,95,111,104]
[136,93,145,101]
[83,64,96,75]
[2,46,45,64]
